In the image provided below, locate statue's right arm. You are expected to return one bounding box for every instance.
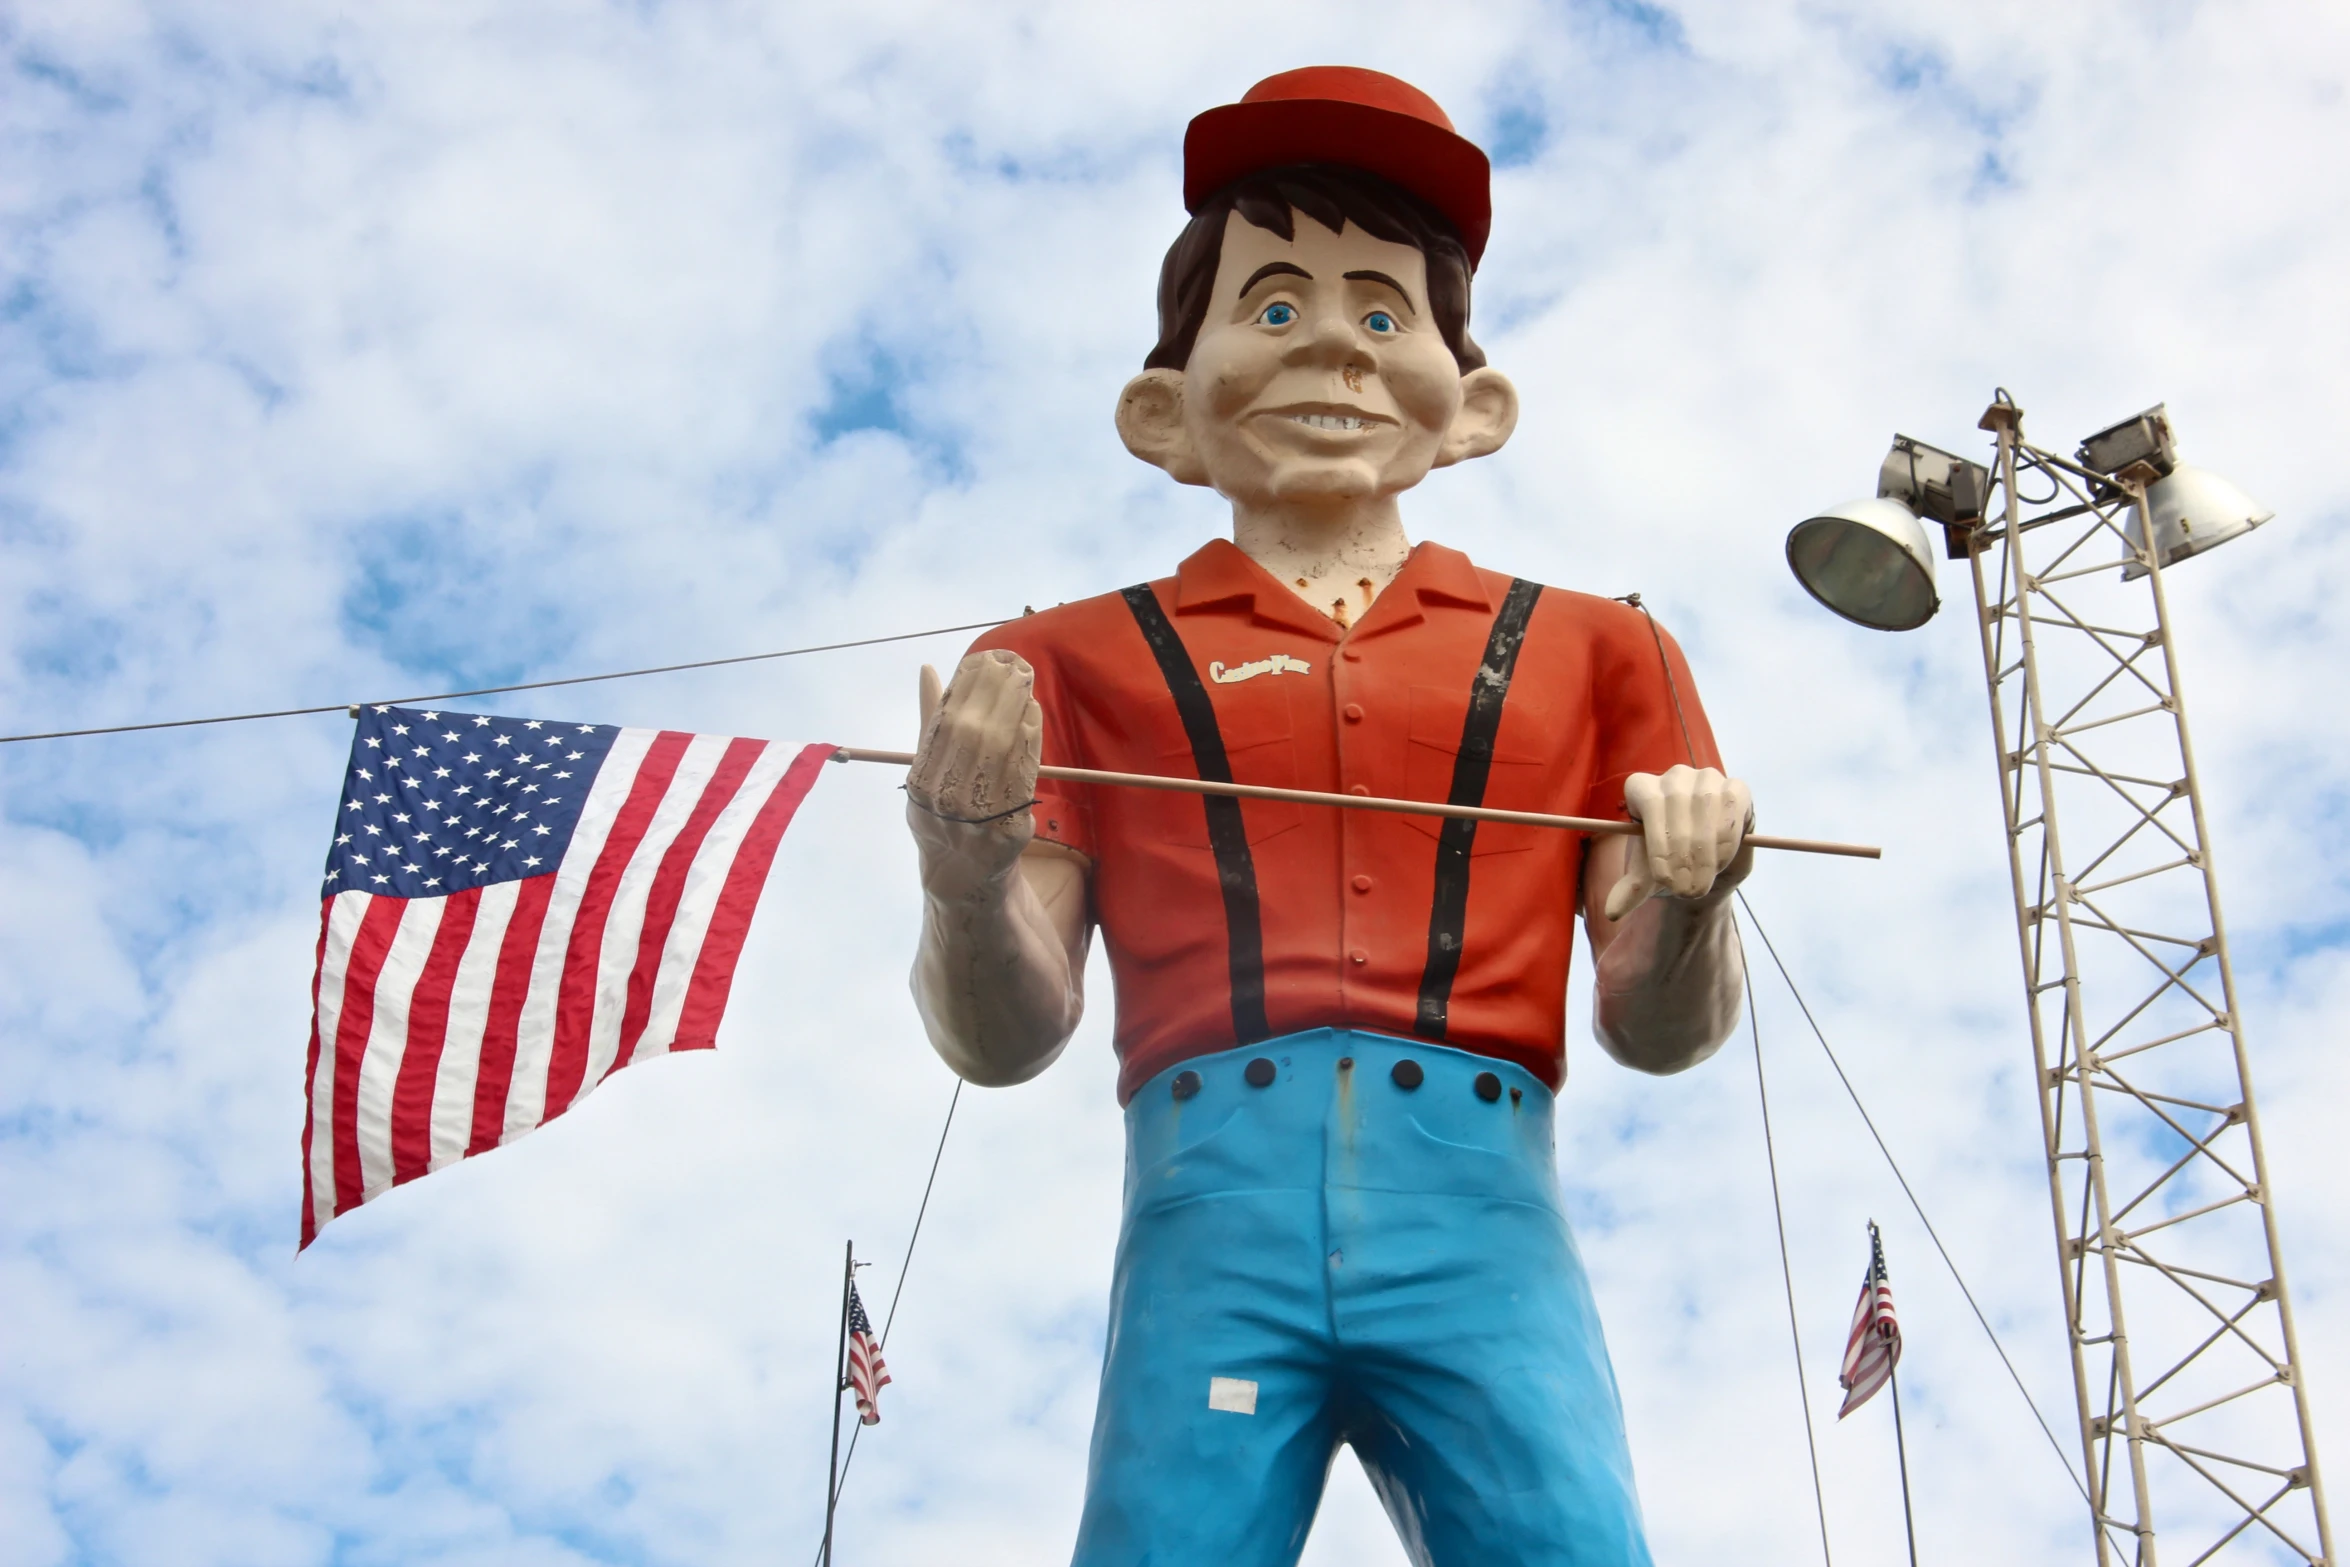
[905,650,1092,1085]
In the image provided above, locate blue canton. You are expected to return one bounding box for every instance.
[324,705,622,897]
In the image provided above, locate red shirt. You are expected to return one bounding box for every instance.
[971,539,1721,1103]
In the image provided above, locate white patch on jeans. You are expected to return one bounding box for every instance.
[1207,1376,1259,1415]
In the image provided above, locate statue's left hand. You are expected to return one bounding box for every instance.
[1603,765,1755,921]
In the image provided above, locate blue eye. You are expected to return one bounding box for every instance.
[1365,310,1397,334]
[1259,302,1297,327]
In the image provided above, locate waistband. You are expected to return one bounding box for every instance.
[1121,1029,1560,1211]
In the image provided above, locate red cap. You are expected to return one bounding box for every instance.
[1183,67,1492,266]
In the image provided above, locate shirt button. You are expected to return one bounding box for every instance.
[1350,948,1369,965]
[1343,703,1364,723]
[1349,784,1370,796]
[1352,874,1373,893]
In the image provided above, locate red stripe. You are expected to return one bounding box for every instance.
[298,898,334,1252]
[467,874,559,1156]
[388,887,482,1186]
[612,736,767,1070]
[542,731,692,1119]
[329,897,409,1221]
[673,743,831,1051]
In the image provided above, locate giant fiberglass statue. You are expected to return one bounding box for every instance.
[902,67,1755,1567]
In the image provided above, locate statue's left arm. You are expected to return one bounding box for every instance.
[1581,764,1754,1074]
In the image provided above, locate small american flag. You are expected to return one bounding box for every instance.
[847,1282,891,1425]
[1837,1221,1903,1417]
[300,703,830,1247]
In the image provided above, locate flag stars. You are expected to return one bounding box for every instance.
[493,734,513,747]
[391,724,409,736]
[374,793,392,803]
[524,720,543,730]
[364,738,382,749]
[523,856,543,868]
[472,716,491,726]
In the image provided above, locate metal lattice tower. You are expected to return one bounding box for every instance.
[1962,396,2330,1566]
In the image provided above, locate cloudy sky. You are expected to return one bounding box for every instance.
[5,2,2348,1563]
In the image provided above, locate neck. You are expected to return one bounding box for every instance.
[1230,496,1412,625]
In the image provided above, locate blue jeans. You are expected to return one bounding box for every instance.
[1071,1029,1652,1567]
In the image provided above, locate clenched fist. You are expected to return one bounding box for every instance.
[1603,764,1755,921]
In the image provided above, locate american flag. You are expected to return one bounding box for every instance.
[1837,1221,1903,1417]
[847,1281,891,1425]
[301,702,831,1247]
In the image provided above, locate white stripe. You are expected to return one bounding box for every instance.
[637,740,794,1055]
[351,897,445,1201]
[308,892,373,1238]
[502,726,656,1140]
[428,880,521,1172]
[576,732,734,1096]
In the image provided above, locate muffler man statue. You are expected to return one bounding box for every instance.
[904,66,1755,1567]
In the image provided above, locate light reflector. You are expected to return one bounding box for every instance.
[1786,497,1940,631]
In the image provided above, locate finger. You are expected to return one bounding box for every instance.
[1653,770,1696,896]
[919,664,943,731]
[1716,778,1752,866]
[1605,856,1658,922]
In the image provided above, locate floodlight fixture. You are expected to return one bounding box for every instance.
[2078,403,2179,480]
[1784,435,1986,631]
[2122,462,2274,580]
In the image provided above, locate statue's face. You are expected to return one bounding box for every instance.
[1181,215,1462,507]
[1116,209,1514,505]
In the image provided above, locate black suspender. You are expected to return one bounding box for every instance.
[1120,585,1270,1044]
[1414,577,1544,1041]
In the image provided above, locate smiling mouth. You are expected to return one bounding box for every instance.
[1286,412,1375,431]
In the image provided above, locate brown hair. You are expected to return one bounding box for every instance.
[1144,163,1485,372]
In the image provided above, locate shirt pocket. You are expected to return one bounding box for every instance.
[1154,699,1303,849]
[1400,684,1553,855]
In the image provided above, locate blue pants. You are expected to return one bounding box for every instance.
[1071,1030,1652,1567]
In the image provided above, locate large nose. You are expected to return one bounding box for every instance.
[1286,299,1374,374]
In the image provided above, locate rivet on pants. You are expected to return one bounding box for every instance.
[1244,1058,1276,1088]
[1474,1071,1503,1103]
[1172,1069,1201,1101]
[1391,1059,1424,1090]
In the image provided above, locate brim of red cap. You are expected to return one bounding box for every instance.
[1184,97,1492,266]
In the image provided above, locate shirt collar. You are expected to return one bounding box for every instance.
[1172,538,1496,638]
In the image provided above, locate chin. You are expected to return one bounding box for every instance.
[1262,460,1384,501]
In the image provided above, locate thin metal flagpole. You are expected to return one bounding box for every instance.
[822,1240,854,1567]
[1889,1349,1920,1567]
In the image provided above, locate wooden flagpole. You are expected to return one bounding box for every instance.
[829,749,1881,861]
[822,1240,853,1567]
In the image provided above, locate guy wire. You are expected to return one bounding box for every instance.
[0,617,1016,744]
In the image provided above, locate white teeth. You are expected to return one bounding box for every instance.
[1290,413,1368,431]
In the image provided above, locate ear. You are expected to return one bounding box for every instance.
[1116,370,1209,486]
[1433,367,1519,468]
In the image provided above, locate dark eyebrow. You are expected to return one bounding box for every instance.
[1237,261,1313,297]
[1343,270,1418,313]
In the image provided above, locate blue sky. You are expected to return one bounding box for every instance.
[5,3,2349,1563]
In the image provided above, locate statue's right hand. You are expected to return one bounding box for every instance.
[905,649,1043,897]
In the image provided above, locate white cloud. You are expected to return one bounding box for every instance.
[3,1,2347,1563]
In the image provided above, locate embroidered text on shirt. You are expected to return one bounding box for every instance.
[1208,654,1312,684]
